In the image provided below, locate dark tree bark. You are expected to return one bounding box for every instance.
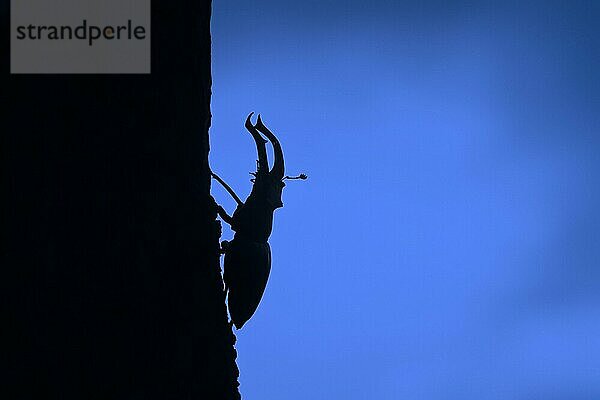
[1,2,240,399]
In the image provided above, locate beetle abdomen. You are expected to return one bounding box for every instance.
[224,238,271,329]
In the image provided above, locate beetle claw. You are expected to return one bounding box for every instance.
[254,115,285,180]
[245,112,255,129]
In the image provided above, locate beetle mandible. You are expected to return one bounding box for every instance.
[211,112,306,329]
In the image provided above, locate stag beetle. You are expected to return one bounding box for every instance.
[211,112,306,329]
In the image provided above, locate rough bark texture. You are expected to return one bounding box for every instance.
[1,2,240,399]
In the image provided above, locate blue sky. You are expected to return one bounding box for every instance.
[209,1,600,398]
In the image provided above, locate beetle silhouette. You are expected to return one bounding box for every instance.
[212,112,306,329]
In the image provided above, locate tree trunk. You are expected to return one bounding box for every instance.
[1,1,240,398]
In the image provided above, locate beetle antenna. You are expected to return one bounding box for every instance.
[283,173,308,181]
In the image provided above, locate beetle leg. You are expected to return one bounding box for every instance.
[220,240,230,254]
[211,172,244,206]
[216,205,234,226]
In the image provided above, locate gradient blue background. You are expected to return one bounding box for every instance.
[209,1,600,398]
